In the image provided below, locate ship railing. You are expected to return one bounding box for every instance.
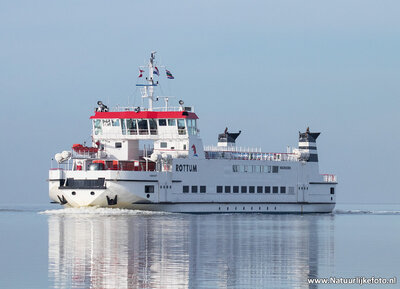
[322,174,337,183]
[204,147,298,162]
[109,106,194,112]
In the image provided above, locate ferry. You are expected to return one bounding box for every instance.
[48,52,337,213]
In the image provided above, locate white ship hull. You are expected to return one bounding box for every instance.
[49,158,336,213]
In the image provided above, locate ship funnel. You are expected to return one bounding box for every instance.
[217,128,241,148]
[298,127,320,162]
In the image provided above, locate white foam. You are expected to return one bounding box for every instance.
[39,207,173,216]
[334,209,400,215]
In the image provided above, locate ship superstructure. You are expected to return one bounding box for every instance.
[48,52,337,213]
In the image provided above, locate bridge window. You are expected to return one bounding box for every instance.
[225,186,231,193]
[192,186,198,193]
[183,186,189,193]
[216,186,223,193]
[289,187,295,194]
[232,165,239,172]
[187,119,197,135]
[273,186,279,193]
[249,186,255,193]
[257,186,263,193]
[159,119,167,126]
[265,186,271,193]
[93,119,102,135]
[280,187,286,194]
[149,119,158,135]
[121,119,126,135]
[241,186,247,193]
[112,119,120,127]
[200,186,206,193]
[102,119,111,127]
[272,166,279,173]
[138,119,149,135]
[127,119,137,135]
[168,119,176,126]
[233,186,239,193]
[178,119,186,135]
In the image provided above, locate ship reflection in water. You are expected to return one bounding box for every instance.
[48,212,335,288]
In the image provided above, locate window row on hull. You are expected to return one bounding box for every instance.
[183,185,295,194]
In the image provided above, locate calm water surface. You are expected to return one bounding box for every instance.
[0,204,399,289]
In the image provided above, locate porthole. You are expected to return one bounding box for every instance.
[227,207,229,211]
[243,207,245,210]
[146,194,150,198]
[251,206,253,210]
[71,191,76,195]
[90,191,95,195]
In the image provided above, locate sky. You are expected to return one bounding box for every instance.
[0,0,399,205]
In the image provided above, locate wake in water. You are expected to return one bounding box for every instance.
[39,207,173,216]
[334,209,400,215]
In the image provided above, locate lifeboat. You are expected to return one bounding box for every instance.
[72,144,99,154]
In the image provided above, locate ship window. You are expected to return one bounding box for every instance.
[289,187,295,194]
[242,165,248,173]
[330,187,335,194]
[280,186,286,194]
[254,166,261,173]
[249,186,255,193]
[183,144,186,150]
[225,186,231,193]
[159,119,167,126]
[160,142,167,148]
[149,119,157,135]
[127,119,137,135]
[265,186,271,193]
[102,119,111,127]
[178,119,186,135]
[200,186,206,193]
[187,119,197,135]
[145,185,154,193]
[138,119,149,135]
[168,119,176,126]
[217,186,223,193]
[115,142,122,148]
[272,166,279,173]
[183,186,189,193]
[121,119,126,135]
[232,165,239,172]
[241,186,247,193]
[273,186,279,193]
[192,186,198,193]
[94,119,102,135]
[233,186,239,193]
[112,119,120,127]
[257,186,263,193]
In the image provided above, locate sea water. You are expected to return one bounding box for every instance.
[0,204,399,289]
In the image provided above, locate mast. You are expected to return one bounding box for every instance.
[147,51,156,111]
[137,51,158,111]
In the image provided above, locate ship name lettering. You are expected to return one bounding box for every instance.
[176,164,198,172]
[279,166,291,170]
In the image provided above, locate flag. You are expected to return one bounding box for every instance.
[153,66,159,76]
[166,69,174,79]
[138,69,144,78]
